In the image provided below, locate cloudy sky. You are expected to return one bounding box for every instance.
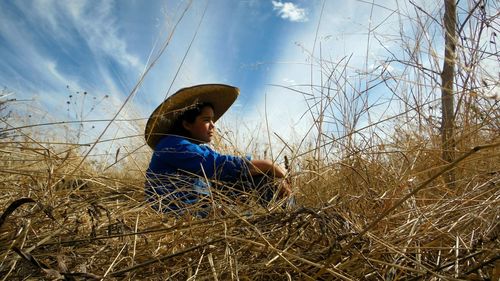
[1,0,496,152]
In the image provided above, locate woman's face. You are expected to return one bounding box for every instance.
[183,106,215,143]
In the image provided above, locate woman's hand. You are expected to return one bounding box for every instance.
[277,178,292,199]
[249,159,292,199]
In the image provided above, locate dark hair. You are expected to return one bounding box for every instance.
[169,102,214,137]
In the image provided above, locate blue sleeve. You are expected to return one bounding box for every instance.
[158,139,250,181]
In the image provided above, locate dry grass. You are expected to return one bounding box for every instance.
[0,102,498,280]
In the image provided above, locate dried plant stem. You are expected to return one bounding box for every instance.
[109,238,224,277]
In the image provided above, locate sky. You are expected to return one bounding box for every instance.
[0,0,498,156]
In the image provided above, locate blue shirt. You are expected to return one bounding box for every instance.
[145,135,251,213]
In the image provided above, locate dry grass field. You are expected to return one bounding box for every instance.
[0,87,498,280]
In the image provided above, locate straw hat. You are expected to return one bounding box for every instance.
[145,84,239,149]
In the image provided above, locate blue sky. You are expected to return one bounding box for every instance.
[0,1,315,109]
[0,0,394,133]
[2,0,496,154]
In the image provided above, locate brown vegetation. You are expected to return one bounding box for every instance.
[0,83,498,280]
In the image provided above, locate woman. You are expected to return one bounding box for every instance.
[144,84,291,217]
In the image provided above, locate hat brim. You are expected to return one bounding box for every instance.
[145,84,239,149]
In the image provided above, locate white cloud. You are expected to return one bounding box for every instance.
[0,14,85,94]
[60,1,142,70]
[271,1,308,22]
[4,0,148,103]
[26,0,142,71]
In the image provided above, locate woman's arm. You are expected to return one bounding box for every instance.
[249,159,291,198]
[249,159,286,177]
